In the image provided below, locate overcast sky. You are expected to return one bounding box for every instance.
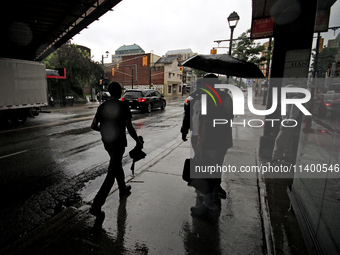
[73,0,340,63]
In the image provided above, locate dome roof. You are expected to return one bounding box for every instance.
[115,44,145,54]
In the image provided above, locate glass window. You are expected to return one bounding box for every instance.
[143,91,151,97]
[124,91,143,98]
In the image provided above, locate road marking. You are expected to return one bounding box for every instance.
[0,116,93,134]
[0,149,29,159]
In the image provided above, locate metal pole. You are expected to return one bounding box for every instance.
[101,55,105,90]
[102,55,104,81]
[149,65,152,89]
[131,68,134,89]
[228,26,235,56]
[263,37,272,105]
[227,26,235,83]
[149,54,152,89]
[314,32,321,79]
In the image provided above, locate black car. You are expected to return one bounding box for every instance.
[121,89,166,113]
[313,93,340,118]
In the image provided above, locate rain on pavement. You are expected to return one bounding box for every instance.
[0,97,185,249]
[0,94,266,254]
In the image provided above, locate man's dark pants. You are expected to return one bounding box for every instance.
[92,144,126,209]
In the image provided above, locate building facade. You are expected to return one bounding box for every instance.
[111,44,145,64]
[287,32,340,254]
[104,46,195,96]
[155,56,183,95]
[165,48,195,61]
[105,52,163,92]
[326,33,340,84]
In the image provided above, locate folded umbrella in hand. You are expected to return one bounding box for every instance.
[129,136,146,175]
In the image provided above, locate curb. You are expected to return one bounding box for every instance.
[256,153,275,255]
[0,207,79,255]
[78,137,185,214]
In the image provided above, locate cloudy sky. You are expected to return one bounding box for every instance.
[73,0,340,63]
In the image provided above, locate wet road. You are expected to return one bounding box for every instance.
[0,96,186,249]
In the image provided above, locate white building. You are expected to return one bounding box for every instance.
[165,48,195,61]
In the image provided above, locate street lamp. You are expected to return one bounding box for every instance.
[227,11,240,83]
[102,51,109,65]
[227,11,240,56]
[101,51,109,90]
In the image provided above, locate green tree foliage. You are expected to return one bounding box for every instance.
[310,47,338,77]
[232,29,266,65]
[230,29,267,88]
[192,69,207,78]
[43,43,103,99]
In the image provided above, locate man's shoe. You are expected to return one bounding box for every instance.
[216,186,227,199]
[119,185,131,199]
[94,211,105,225]
[89,206,103,217]
[190,205,208,218]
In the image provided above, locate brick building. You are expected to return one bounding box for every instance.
[105,53,166,93]
[103,44,196,96]
[105,53,194,96]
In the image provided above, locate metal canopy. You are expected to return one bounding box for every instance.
[0,0,122,61]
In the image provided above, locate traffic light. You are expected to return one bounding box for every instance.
[179,66,183,73]
[319,38,324,53]
[210,48,217,54]
[143,56,148,66]
[116,59,119,69]
[112,68,115,76]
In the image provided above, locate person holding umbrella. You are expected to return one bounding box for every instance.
[181,74,234,217]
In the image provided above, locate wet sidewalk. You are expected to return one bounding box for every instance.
[1,95,289,255]
[1,134,267,255]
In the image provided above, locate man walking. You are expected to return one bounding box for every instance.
[181,74,233,217]
[89,82,143,218]
[270,84,303,165]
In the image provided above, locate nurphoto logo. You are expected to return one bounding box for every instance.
[200,84,311,128]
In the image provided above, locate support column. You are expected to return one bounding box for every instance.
[259,0,317,158]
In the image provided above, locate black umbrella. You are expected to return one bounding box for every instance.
[129,136,146,175]
[182,54,264,78]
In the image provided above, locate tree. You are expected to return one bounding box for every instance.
[230,29,266,88]
[43,43,103,100]
[310,47,338,77]
[232,29,266,65]
[192,68,207,78]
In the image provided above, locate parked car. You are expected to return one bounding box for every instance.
[120,89,166,113]
[313,93,340,118]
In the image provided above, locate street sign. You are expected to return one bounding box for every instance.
[251,17,274,39]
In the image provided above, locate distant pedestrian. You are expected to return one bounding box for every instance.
[89,82,143,219]
[270,85,303,165]
[98,91,102,102]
